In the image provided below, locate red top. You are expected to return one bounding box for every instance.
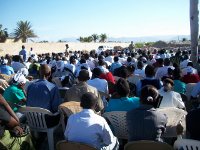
[182,74,200,84]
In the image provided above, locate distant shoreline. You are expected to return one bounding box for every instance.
[0,42,130,56]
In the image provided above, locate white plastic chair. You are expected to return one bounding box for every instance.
[174,138,200,150]
[103,111,128,139]
[19,107,60,150]
[157,107,187,138]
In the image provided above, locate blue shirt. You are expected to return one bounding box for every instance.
[0,65,14,75]
[105,97,140,112]
[19,49,27,62]
[27,79,61,113]
[110,62,122,73]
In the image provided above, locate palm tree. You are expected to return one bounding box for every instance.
[99,33,107,42]
[77,36,84,42]
[87,36,93,42]
[0,24,8,42]
[13,21,37,43]
[91,34,99,42]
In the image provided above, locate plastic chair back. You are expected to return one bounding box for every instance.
[174,138,200,150]
[59,101,82,131]
[103,111,128,139]
[19,106,53,130]
[124,140,173,150]
[56,140,97,150]
[157,107,187,138]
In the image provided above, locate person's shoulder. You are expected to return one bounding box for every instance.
[87,84,97,90]
[128,96,140,101]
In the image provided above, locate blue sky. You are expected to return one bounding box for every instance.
[0,0,197,41]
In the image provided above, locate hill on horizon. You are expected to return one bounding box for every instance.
[60,35,190,43]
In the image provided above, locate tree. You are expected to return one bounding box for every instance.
[13,20,37,43]
[0,24,8,42]
[91,34,99,42]
[152,40,168,48]
[87,36,93,42]
[190,0,199,67]
[135,42,144,48]
[182,38,187,42]
[99,33,107,42]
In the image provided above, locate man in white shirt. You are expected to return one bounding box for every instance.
[182,62,198,76]
[155,58,174,80]
[159,78,185,109]
[87,68,109,107]
[87,68,108,94]
[64,92,119,150]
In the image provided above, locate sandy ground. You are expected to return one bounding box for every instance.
[0,42,130,56]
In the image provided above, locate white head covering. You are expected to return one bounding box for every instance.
[2,59,8,65]
[13,73,27,84]
[17,68,29,77]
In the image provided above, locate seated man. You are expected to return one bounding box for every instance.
[64,92,119,150]
[87,67,108,107]
[136,65,162,96]
[64,69,104,112]
[27,64,61,113]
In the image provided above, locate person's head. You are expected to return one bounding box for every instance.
[173,68,182,80]
[22,45,25,49]
[163,78,174,92]
[98,55,104,61]
[80,92,97,109]
[127,57,132,63]
[145,65,155,77]
[80,58,86,64]
[127,65,135,74]
[164,58,171,66]
[39,64,51,79]
[1,59,8,65]
[98,59,106,67]
[119,68,129,79]
[115,78,130,97]
[69,56,76,64]
[187,62,193,67]
[13,73,27,88]
[157,58,164,66]
[137,61,144,69]
[78,69,90,82]
[92,67,102,78]
[140,85,159,107]
[17,68,29,77]
[114,56,119,62]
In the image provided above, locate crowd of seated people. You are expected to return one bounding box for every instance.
[0,45,200,149]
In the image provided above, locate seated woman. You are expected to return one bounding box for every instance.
[0,94,34,149]
[172,68,186,94]
[3,73,27,112]
[105,78,140,112]
[127,85,167,142]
